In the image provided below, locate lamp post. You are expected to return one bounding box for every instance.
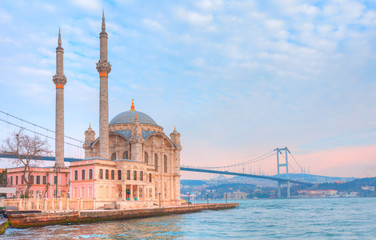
[158,192,161,208]
[53,167,61,198]
[206,193,209,204]
[187,192,190,205]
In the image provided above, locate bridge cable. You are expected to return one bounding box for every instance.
[0,118,82,148]
[0,110,84,143]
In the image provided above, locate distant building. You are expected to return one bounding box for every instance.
[226,190,248,200]
[361,186,375,191]
[297,189,337,198]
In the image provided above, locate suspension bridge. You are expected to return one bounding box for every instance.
[0,110,312,198]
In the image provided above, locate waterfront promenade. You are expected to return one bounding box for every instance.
[6,203,238,229]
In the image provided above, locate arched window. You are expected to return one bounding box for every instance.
[106,169,109,179]
[82,170,86,180]
[127,170,130,180]
[36,176,41,184]
[140,171,143,181]
[154,154,158,171]
[111,170,115,180]
[118,170,122,180]
[133,171,137,180]
[144,152,148,164]
[10,176,13,185]
[164,155,168,173]
[111,153,116,160]
[89,169,93,180]
[123,151,129,159]
[99,169,103,179]
[43,176,46,184]
[30,175,34,184]
[16,176,18,185]
[149,173,152,183]
[75,170,78,180]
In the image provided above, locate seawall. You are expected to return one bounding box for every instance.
[8,203,238,228]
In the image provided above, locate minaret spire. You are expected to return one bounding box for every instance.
[96,12,111,159]
[58,27,62,47]
[102,11,106,32]
[53,28,67,168]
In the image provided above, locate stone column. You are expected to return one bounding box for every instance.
[96,12,111,159]
[53,28,67,168]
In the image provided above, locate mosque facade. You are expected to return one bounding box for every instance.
[6,13,182,208]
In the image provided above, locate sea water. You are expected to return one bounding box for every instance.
[3,198,376,239]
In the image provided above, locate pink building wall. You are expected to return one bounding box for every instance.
[7,167,70,199]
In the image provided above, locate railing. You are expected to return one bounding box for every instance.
[3,198,95,212]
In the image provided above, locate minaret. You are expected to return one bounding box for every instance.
[53,28,67,168]
[129,101,144,162]
[96,11,111,159]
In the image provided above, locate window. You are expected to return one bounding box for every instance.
[118,170,122,180]
[133,170,137,181]
[89,169,93,180]
[154,154,158,171]
[127,170,130,180]
[111,170,115,180]
[99,169,103,179]
[82,170,86,180]
[164,155,168,173]
[16,176,18,185]
[123,151,129,159]
[111,153,116,160]
[149,173,152,183]
[43,176,47,184]
[54,176,57,184]
[21,177,24,184]
[30,175,34,184]
[106,169,109,179]
[75,170,78,181]
[10,176,13,185]
[140,171,143,181]
[36,176,40,184]
[144,152,148,164]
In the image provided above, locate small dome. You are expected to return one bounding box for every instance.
[110,111,157,125]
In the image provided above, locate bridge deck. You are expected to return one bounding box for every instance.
[0,154,312,185]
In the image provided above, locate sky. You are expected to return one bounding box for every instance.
[0,0,375,179]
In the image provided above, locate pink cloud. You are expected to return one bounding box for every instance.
[298,144,376,177]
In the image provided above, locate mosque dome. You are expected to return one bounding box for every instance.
[109,99,158,126]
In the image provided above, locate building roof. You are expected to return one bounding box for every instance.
[110,110,157,126]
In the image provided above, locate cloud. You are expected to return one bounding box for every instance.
[143,19,163,31]
[299,144,376,177]
[174,7,213,25]
[196,0,223,11]
[18,66,52,77]
[70,0,102,12]
[0,9,12,23]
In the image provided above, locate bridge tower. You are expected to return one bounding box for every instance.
[52,28,67,168]
[274,147,290,198]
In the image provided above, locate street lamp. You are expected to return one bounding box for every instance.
[158,192,161,208]
[53,167,61,198]
[206,193,209,204]
[187,192,190,205]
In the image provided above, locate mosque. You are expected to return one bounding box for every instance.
[6,13,182,208]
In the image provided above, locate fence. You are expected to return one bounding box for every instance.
[3,198,95,212]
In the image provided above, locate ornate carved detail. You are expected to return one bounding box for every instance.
[53,74,67,86]
[96,60,111,74]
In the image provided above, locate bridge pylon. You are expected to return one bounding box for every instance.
[274,147,290,199]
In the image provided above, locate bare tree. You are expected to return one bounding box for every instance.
[1,129,51,197]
